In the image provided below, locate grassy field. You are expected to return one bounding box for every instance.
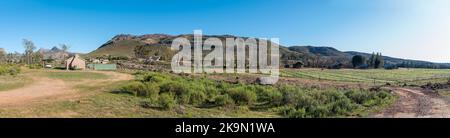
[2,68,449,118]
[438,89,450,99]
[64,71,394,118]
[0,75,32,91]
[42,71,110,81]
[0,70,395,118]
[0,65,31,91]
[282,68,450,85]
[0,79,279,118]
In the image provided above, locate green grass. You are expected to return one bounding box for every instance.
[0,71,395,118]
[282,68,450,85]
[0,68,402,118]
[0,64,28,91]
[0,80,278,118]
[0,75,32,91]
[438,89,450,99]
[43,71,109,81]
[87,40,144,57]
[0,94,279,118]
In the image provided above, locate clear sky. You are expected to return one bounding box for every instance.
[0,0,449,62]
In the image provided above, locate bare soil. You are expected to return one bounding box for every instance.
[373,87,450,118]
[0,70,133,107]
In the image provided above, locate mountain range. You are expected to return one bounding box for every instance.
[87,34,450,69]
[38,46,70,61]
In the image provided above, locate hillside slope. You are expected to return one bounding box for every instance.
[88,34,450,69]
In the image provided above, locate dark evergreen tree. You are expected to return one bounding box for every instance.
[352,55,366,68]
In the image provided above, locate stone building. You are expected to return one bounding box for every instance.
[66,54,86,70]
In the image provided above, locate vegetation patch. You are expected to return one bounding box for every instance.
[0,64,21,76]
[0,64,29,91]
[44,71,109,81]
[282,68,450,86]
[0,75,31,91]
[115,71,395,118]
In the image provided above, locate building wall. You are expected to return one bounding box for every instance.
[87,64,116,70]
[66,55,86,70]
[71,58,86,69]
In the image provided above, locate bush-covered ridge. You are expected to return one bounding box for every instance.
[115,71,395,118]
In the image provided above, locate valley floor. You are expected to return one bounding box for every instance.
[0,69,279,118]
[0,68,449,118]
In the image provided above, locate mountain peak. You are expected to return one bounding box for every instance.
[51,46,60,51]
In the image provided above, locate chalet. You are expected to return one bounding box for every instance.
[66,54,86,70]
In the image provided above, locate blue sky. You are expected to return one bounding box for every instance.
[0,0,449,62]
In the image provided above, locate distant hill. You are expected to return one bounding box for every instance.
[88,34,450,69]
[38,46,70,61]
[344,51,450,68]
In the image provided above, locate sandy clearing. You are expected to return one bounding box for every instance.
[0,70,133,107]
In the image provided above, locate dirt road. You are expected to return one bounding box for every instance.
[373,87,450,118]
[0,70,132,107]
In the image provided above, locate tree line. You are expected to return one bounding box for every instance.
[352,52,385,69]
[0,39,70,66]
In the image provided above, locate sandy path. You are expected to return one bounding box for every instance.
[373,88,450,118]
[0,70,133,107]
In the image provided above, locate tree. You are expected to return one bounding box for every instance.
[6,51,21,64]
[378,53,384,68]
[351,55,366,68]
[367,52,384,69]
[59,44,70,60]
[0,48,6,64]
[374,52,384,69]
[23,39,36,65]
[368,52,375,68]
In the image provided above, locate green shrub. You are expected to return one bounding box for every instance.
[329,98,355,115]
[142,83,160,100]
[345,90,370,104]
[217,81,232,92]
[141,73,169,83]
[309,105,330,118]
[187,90,207,105]
[114,71,394,118]
[177,93,190,105]
[119,81,160,99]
[159,93,176,110]
[295,94,319,110]
[120,81,146,96]
[214,94,234,107]
[280,106,306,118]
[255,86,283,105]
[204,85,220,101]
[227,86,257,105]
[177,90,207,106]
[0,64,21,76]
[160,81,190,96]
[279,85,299,105]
